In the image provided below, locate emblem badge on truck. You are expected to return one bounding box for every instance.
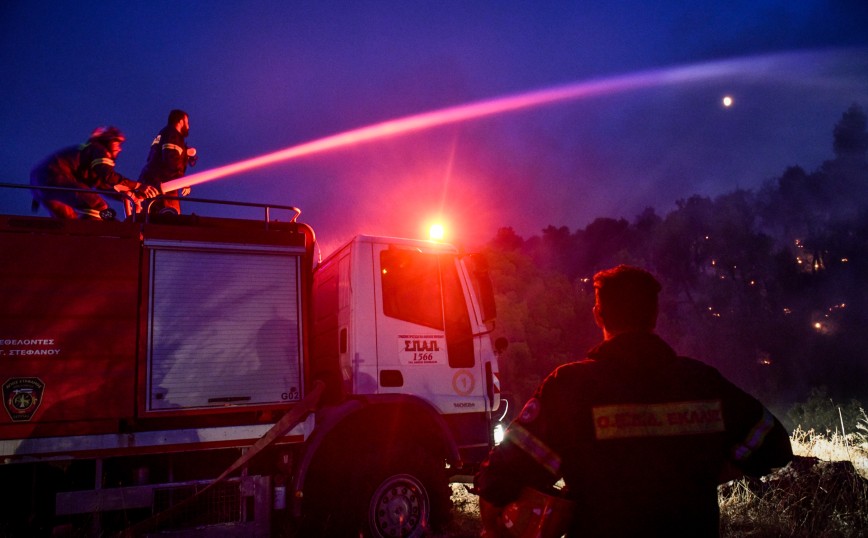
[3,377,45,422]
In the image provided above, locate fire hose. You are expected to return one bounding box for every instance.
[117,380,325,537]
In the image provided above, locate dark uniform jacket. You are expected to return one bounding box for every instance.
[475,332,793,537]
[30,142,138,218]
[139,125,188,214]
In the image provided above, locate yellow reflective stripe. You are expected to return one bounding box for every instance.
[162,143,183,154]
[79,208,102,218]
[505,422,561,476]
[593,400,724,440]
[90,158,115,168]
[733,408,775,461]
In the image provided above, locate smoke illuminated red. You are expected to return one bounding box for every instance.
[162,54,795,193]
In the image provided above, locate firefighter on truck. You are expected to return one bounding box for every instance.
[139,109,197,215]
[30,126,159,220]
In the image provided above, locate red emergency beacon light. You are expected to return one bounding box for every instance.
[429,223,445,241]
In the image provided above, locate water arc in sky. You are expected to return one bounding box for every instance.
[161,51,834,193]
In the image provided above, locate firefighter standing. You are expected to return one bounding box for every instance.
[139,109,196,215]
[475,265,793,537]
[30,127,158,220]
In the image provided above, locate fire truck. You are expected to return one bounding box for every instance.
[0,185,502,536]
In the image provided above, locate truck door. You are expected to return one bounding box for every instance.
[373,246,486,415]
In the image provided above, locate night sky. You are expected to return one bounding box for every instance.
[2,2,867,253]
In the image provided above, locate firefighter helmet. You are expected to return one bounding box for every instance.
[89,126,126,143]
[497,487,576,538]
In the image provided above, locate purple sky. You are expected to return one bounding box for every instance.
[1,2,867,252]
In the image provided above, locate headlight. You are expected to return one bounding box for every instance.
[493,422,505,445]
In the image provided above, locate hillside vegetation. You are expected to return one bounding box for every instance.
[436,104,868,537]
[486,104,868,417]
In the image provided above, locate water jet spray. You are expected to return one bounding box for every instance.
[162,51,848,193]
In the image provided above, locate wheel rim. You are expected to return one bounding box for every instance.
[369,473,430,538]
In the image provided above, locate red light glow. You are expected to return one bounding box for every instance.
[429,223,445,241]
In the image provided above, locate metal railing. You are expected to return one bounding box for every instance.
[0,182,302,226]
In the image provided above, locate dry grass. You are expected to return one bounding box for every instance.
[433,483,483,537]
[789,427,868,479]
[718,429,868,537]
[440,430,868,537]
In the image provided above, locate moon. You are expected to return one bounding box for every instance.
[722,95,734,107]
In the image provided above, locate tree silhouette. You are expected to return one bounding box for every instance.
[833,104,868,161]
[484,103,868,410]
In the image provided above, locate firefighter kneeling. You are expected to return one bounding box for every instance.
[31,126,159,220]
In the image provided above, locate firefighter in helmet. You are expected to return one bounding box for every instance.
[138,109,196,215]
[475,265,793,537]
[30,126,159,220]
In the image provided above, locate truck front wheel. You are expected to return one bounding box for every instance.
[302,444,448,537]
[367,472,431,537]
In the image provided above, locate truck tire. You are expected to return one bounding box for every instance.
[358,449,450,537]
[364,469,434,537]
[301,444,449,537]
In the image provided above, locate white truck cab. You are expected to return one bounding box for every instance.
[311,235,501,462]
